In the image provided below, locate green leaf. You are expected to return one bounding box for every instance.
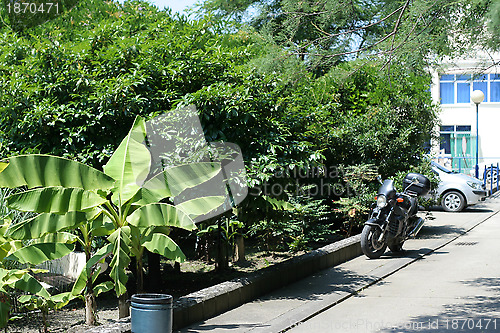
[103,116,151,205]
[108,227,131,297]
[31,232,78,244]
[50,292,75,309]
[141,233,185,262]
[142,162,222,199]
[129,187,166,206]
[128,203,196,231]
[0,162,7,173]
[6,211,89,239]
[71,243,113,296]
[7,187,106,214]
[5,243,75,265]
[0,240,23,262]
[0,155,114,190]
[175,196,226,220]
[10,273,51,299]
[94,281,114,297]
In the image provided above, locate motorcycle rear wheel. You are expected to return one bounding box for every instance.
[361,225,387,259]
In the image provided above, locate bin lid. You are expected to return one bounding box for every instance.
[131,293,173,304]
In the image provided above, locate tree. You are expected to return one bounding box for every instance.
[0,115,228,319]
[200,0,500,72]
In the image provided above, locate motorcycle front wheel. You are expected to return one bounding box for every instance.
[361,224,387,259]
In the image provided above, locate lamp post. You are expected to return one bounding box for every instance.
[471,90,485,178]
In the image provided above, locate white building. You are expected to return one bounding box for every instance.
[430,52,500,177]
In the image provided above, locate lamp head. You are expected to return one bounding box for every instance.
[471,90,485,104]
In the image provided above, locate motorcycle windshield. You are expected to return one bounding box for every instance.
[378,179,396,199]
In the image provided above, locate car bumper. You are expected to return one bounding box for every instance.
[466,190,488,205]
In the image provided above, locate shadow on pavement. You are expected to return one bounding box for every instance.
[417,224,467,239]
[377,277,500,332]
[264,266,386,302]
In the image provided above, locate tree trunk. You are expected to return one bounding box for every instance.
[136,255,144,294]
[84,242,97,325]
[215,219,228,271]
[85,292,97,326]
[234,235,245,262]
[118,292,129,318]
[147,251,161,292]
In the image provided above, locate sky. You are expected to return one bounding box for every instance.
[147,0,199,14]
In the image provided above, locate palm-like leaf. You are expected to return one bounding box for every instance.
[0,155,114,190]
[104,116,151,205]
[6,211,90,239]
[127,203,196,231]
[108,227,131,297]
[6,243,75,265]
[175,196,227,220]
[142,162,223,199]
[141,233,185,262]
[7,187,106,214]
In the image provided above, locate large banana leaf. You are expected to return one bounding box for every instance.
[175,196,227,220]
[6,211,89,239]
[108,227,131,297]
[142,162,222,199]
[127,203,196,231]
[141,233,185,262]
[31,232,78,244]
[7,187,106,214]
[5,243,75,265]
[0,155,114,190]
[103,116,151,205]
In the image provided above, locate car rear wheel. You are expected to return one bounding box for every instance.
[442,191,466,212]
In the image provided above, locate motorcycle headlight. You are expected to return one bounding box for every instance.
[376,195,387,208]
[467,181,482,190]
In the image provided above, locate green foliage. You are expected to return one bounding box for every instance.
[200,0,500,70]
[0,115,226,309]
[0,0,259,168]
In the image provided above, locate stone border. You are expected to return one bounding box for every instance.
[85,235,362,332]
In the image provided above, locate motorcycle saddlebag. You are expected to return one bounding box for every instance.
[403,173,430,196]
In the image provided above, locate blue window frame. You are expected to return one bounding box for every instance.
[491,74,500,102]
[440,73,500,104]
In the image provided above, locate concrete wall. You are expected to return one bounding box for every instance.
[37,251,86,280]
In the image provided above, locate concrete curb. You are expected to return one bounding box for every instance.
[172,235,362,330]
[86,235,362,332]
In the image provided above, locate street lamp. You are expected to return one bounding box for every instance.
[471,90,484,178]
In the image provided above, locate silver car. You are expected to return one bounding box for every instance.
[431,162,487,212]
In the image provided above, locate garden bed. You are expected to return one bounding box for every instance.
[6,246,323,333]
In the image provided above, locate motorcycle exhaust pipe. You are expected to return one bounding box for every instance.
[408,217,424,238]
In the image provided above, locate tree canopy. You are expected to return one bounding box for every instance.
[200,0,500,72]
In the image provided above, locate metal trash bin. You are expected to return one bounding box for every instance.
[131,293,173,333]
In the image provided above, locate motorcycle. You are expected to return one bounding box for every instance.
[361,173,431,259]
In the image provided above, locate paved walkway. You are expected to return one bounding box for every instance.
[178,195,500,333]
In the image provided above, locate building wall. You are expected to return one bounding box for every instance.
[430,53,500,174]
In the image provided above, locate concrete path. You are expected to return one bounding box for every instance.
[178,195,500,333]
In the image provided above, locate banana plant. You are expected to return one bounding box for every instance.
[0,115,227,319]
[0,218,71,329]
[5,211,114,325]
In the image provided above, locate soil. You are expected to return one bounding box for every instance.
[5,247,315,333]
